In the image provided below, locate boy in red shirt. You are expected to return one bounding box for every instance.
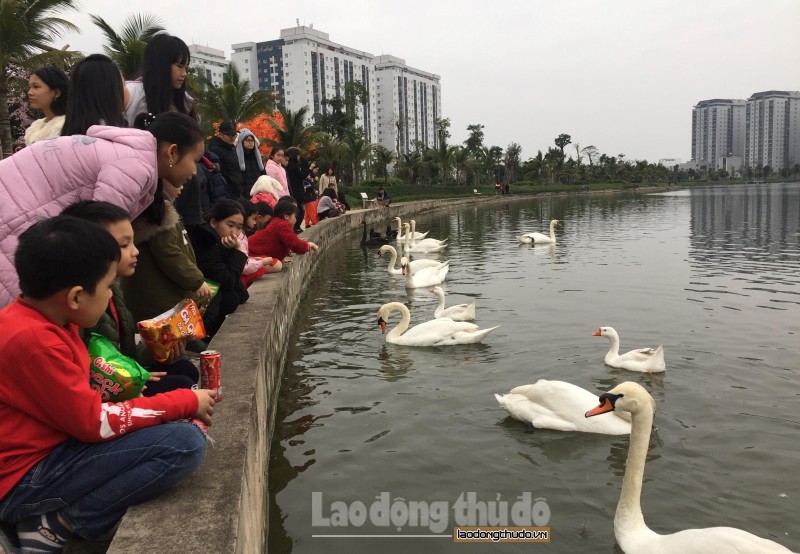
[0,216,216,552]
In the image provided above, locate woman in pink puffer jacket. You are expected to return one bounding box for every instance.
[0,115,203,307]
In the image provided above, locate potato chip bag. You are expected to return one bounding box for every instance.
[88,334,151,401]
[198,279,220,315]
[138,299,207,362]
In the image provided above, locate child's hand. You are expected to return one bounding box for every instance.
[261,257,274,267]
[165,338,188,364]
[283,258,294,265]
[308,242,320,254]
[196,282,212,299]
[147,371,167,382]
[193,389,216,425]
[221,235,239,249]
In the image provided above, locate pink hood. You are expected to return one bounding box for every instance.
[0,125,158,307]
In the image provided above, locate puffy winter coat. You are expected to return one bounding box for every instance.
[0,126,158,307]
[265,159,289,197]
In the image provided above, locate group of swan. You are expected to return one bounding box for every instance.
[376,302,497,346]
[585,382,794,553]
[518,219,560,244]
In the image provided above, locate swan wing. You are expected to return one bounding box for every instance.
[505,380,631,434]
[526,232,553,243]
[438,302,476,321]
[409,259,446,271]
[615,345,666,372]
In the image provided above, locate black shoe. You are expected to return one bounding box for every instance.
[186,339,209,354]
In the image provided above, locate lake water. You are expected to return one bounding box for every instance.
[267,183,800,553]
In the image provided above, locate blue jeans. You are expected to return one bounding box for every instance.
[0,421,206,540]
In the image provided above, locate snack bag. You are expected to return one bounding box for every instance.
[138,299,207,362]
[198,279,220,315]
[88,333,151,401]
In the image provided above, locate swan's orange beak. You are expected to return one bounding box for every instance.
[401,267,406,275]
[585,397,614,418]
[378,318,386,334]
[592,328,602,336]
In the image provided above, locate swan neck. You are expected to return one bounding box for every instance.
[605,334,620,361]
[435,290,446,314]
[386,303,410,339]
[615,405,653,537]
[385,247,398,270]
[550,221,556,241]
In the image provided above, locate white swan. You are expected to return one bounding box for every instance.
[377,302,498,346]
[585,382,794,553]
[378,245,446,275]
[593,327,666,373]
[496,380,631,434]
[394,216,428,241]
[430,286,475,321]
[517,219,560,244]
[402,224,447,253]
[401,256,449,288]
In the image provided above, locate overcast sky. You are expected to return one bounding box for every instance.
[61,0,799,163]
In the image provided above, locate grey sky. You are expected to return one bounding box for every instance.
[63,0,799,163]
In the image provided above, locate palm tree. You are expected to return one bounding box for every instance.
[314,132,344,172]
[451,147,471,185]
[372,145,397,186]
[195,64,276,126]
[264,105,318,151]
[342,131,372,186]
[395,152,422,184]
[0,0,80,158]
[89,12,164,80]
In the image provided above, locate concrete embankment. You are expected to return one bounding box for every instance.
[108,196,500,554]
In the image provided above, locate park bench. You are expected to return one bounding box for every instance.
[360,192,378,209]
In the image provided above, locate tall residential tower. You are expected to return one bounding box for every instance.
[744,90,800,171]
[232,26,441,153]
[691,99,746,170]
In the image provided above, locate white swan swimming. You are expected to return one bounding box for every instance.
[495,379,631,434]
[377,302,498,346]
[394,216,428,241]
[377,245,446,275]
[401,256,449,288]
[430,286,475,321]
[593,326,666,373]
[517,219,560,244]
[402,224,447,253]
[585,382,794,553]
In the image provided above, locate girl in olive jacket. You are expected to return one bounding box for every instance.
[122,185,210,322]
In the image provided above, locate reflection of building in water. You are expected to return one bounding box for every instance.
[690,185,800,258]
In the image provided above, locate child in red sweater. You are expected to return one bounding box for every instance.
[0,216,215,552]
[248,198,319,262]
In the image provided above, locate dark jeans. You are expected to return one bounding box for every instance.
[0,422,206,540]
[143,357,199,396]
[295,201,305,231]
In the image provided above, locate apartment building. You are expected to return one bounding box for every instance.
[744,90,800,170]
[188,44,227,88]
[232,26,441,152]
[691,99,745,170]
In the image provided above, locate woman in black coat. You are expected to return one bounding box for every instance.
[285,148,305,233]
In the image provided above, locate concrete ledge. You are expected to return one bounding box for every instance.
[108,197,500,553]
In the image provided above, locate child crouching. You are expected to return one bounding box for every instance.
[0,216,215,552]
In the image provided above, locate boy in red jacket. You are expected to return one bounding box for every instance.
[0,216,215,552]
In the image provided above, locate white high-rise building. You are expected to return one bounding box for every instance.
[374,55,441,155]
[691,99,746,170]
[231,26,441,152]
[188,45,227,88]
[744,90,800,170]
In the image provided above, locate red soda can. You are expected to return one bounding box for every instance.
[199,350,222,401]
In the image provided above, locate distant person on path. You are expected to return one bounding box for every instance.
[209,121,244,199]
[24,66,68,145]
[319,167,337,195]
[376,186,391,207]
[265,148,290,198]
